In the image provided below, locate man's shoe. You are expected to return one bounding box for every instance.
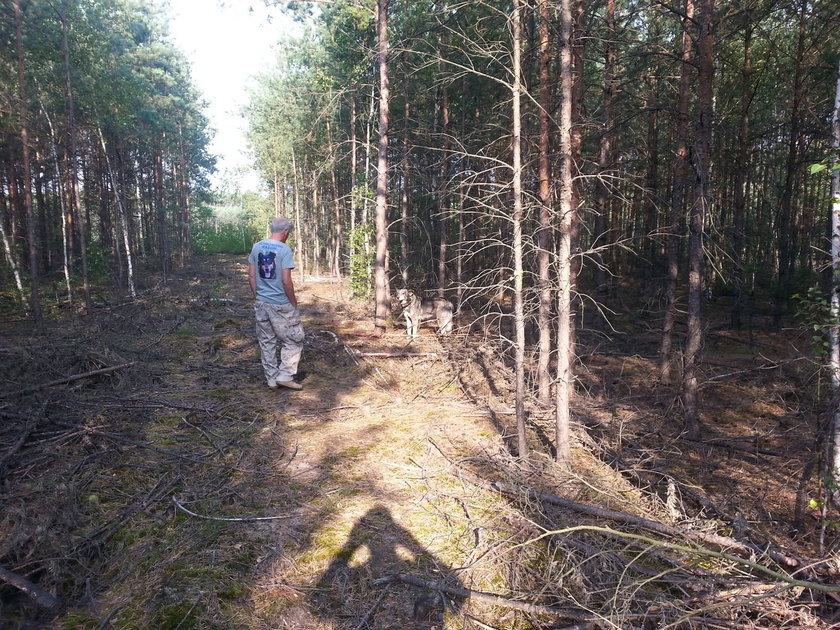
[275,379,303,391]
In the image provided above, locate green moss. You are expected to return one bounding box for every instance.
[60,609,100,629]
[218,583,246,600]
[152,601,202,630]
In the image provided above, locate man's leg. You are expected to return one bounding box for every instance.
[255,302,281,386]
[264,303,305,382]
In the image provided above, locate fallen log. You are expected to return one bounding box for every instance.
[0,566,61,611]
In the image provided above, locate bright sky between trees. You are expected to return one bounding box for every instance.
[163,0,296,194]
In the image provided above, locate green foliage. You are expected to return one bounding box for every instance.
[191,194,274,254]
[793,286,833,358]
[349,224,374,299]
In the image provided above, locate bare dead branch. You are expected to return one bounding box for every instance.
[0,566,61,611]
[2,362,135,398]
[172,496,294,522]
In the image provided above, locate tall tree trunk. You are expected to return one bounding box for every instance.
[437,83,450,297]
[593,0,615,298]
[363,80,376,267]
[828,56,840,490]
[291,150,305,282]
[374,0,392,334]
[775,0,807,326]
[401,96,411,284]
[327,119,342,278]
[178,124,191,267]
[536,0,554,406]
[39,98,72,303]
[14,0,41,323]
[437,7,451,297]
[730,19,753,330]
[642,77,660,281]
[350,93,358,263]
[98,128,135,298]
[0,192,25,303]
[511,0,529,458]
[659,0,694,383]
[683,0,714,440]
[555,0,575,466]
[154,149,168,282]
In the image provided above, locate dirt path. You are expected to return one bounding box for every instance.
[246,269,509,629]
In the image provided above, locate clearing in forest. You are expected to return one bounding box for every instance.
[1,255,837,630]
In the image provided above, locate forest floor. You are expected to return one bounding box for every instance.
[1,254,839,630]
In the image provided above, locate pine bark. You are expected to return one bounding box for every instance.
[775,1,807,326]
[374,0,392,333]
[730,20,753,330]
[593,0,615,298]
[14,0,42,323]
[659,0,694,383]
[683,0,714,440]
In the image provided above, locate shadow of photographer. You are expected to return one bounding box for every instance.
[313,504,465,629]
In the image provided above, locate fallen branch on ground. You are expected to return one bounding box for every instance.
[172,496,293,522]
[2,362,135,398]
[0,566,61,611]
[347,349,447,358]
[479,477,801,569]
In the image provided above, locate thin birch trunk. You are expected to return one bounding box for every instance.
[828,57,840,489]
[511,0,528,458]
[98,127,135,298]
[327,119,342,278]
[555,0,575,467]
[536,0,554,405]
[40,99,72,303]
[350,93,358,262]
[401,96,410,285]
[0,198,24,302]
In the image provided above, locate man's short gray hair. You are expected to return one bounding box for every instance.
[270,217,293,233]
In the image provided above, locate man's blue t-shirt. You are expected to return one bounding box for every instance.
[248,239,295,305]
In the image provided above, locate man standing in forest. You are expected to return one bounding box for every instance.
[248,217,305,391]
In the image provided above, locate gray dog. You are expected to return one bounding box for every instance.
[396,288,454,336]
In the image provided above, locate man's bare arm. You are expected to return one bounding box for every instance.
[281,268,298,307]
[248,264,257,298]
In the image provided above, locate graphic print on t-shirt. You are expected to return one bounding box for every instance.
[258,251,277,279]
